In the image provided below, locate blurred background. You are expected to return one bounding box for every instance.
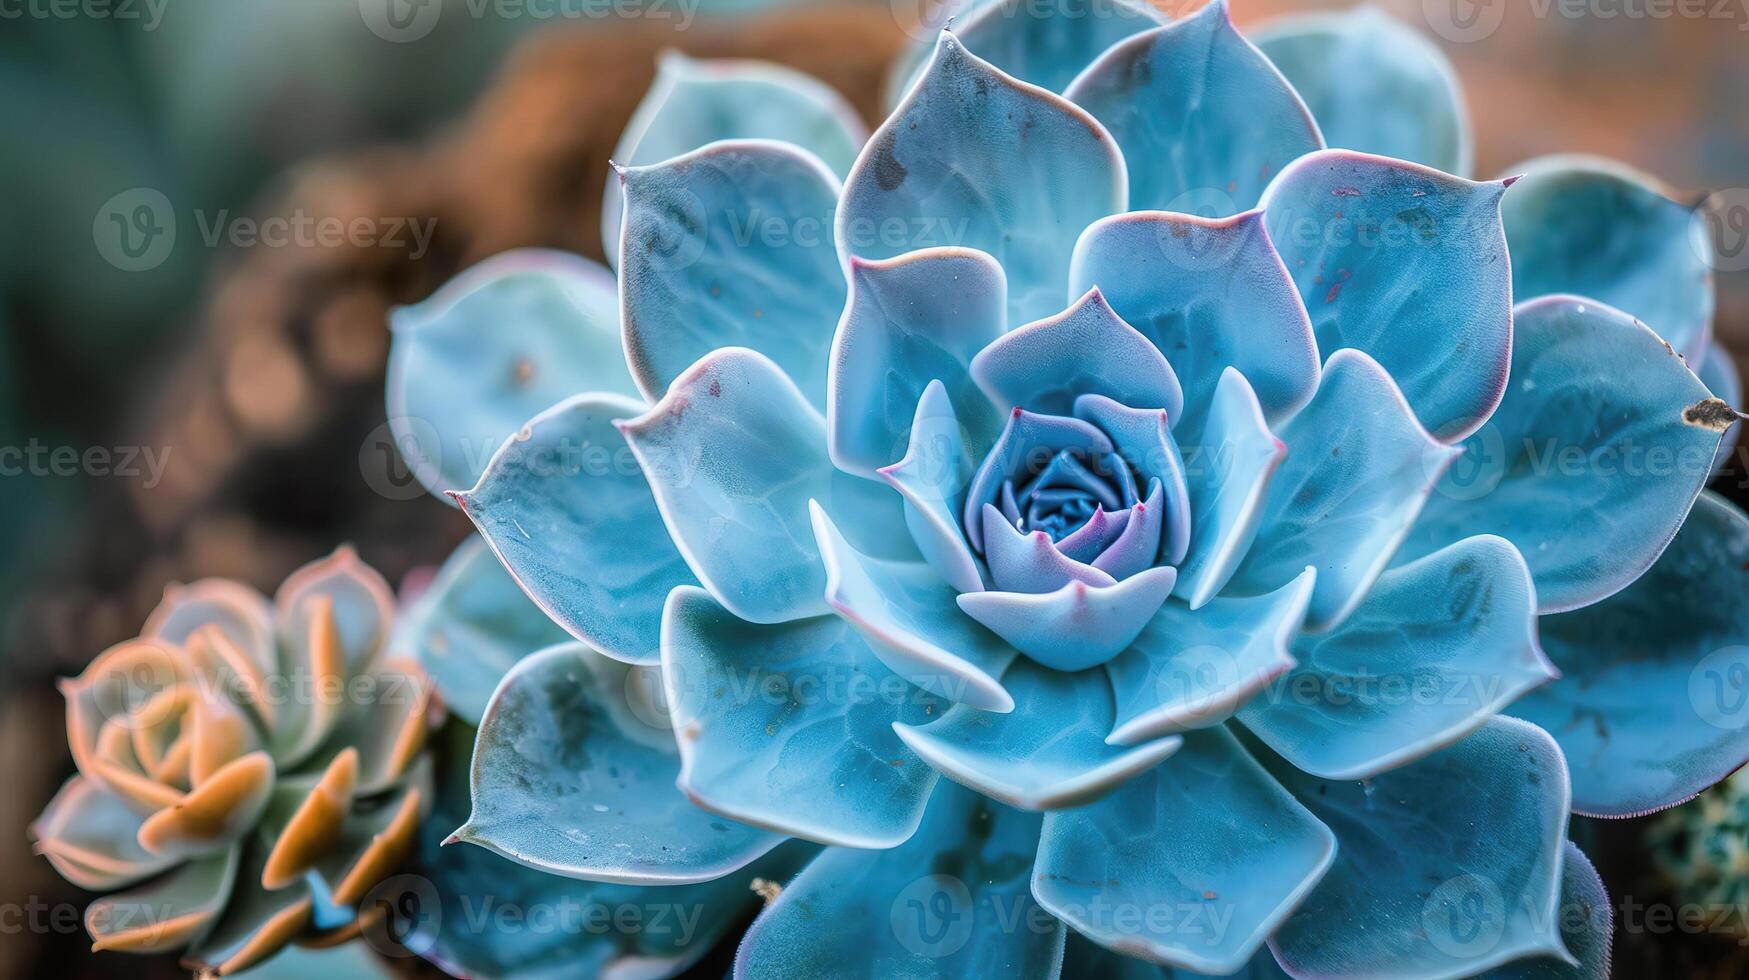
[1,0,1745,975]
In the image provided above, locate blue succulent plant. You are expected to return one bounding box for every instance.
[387,2,1746,977]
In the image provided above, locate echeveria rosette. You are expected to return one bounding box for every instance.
[379,4,1748,978]
[30,548,436,976]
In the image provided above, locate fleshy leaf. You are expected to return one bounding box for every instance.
[829,247,1007,478]
[185,845,314,976]
[1069,210,1321,433]
[736,780,1062,977]
[604,51,865,263]
[811,501,1017,713]
[1475,843,1612,980]
[971,287,1183,421]
[1502,155,1714,362]
[457,392,696,664]
[1260,149,1513,442]
[1174,369,1286,607]
[879,381,987,594]
[31,777,177,890]
[1240,535,1555,779]
[1402,296,1725,613]
[1065,0,1322,215]
[1251,8,1471,176]
[395,535,570,724]
[1231,349,1460,630]
[619,140,846,409]
[453,643,782,883]
[411,720,797,980]
[142,579,275,676]
[1698,341,1742,480]
[894,659,1182,810]
[1263,717,1573,979]
[619,347,911,625]
[963,409,1115,554]
[385,250,639,501]
[1510,491,1749,817]
[840,31,1127,326]
[978,502,1117,594]
[1034,727,1335,974]
[886,0,1168,107]
[1107,569,1313,746]
[275,545,396,675]
[1072,394,1192,565]
[959,566,1178,673]
[86,846,239,953]
[662,586,945,848]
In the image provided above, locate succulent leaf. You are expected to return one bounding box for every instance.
[455,643,781,884]
[618,347,914,625]
[1066,0,1323,215]
[878,380,988,594]
[1262,717,1573,979]
[1260,149,1514,442]
[31,777,178,890]
[411,721,801,978]
[603,51,866,265]
[1239,534,1554,779]
[385,250,639,501]
[1069,209,1321,435]
[1251,7,1471,176]
[661,586,944,848]
[972,287,1184,422]
[1034,726,1335,973]
[1403,296,1724,613]
[393,535,570,725]
[1474,843,1613,980]
[958,566,1178,672]
[894,658,1182,810]
[619,140,847,409]
[885,0,1168,108]
[736,779,1063,977]
[811,501,1017,713]
[458,392,697,665]
[1106,568,1313,746]
[1230,349,1461,630]
[828,247,1007,479]
[1173,368,1286,607]
[1509,491,1749,817]
[840,31,1128,326]
[1502,155,1715,363]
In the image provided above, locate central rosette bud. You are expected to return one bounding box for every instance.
[965,407,1176,593]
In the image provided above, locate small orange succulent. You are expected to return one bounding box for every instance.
[30,546,436,975]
